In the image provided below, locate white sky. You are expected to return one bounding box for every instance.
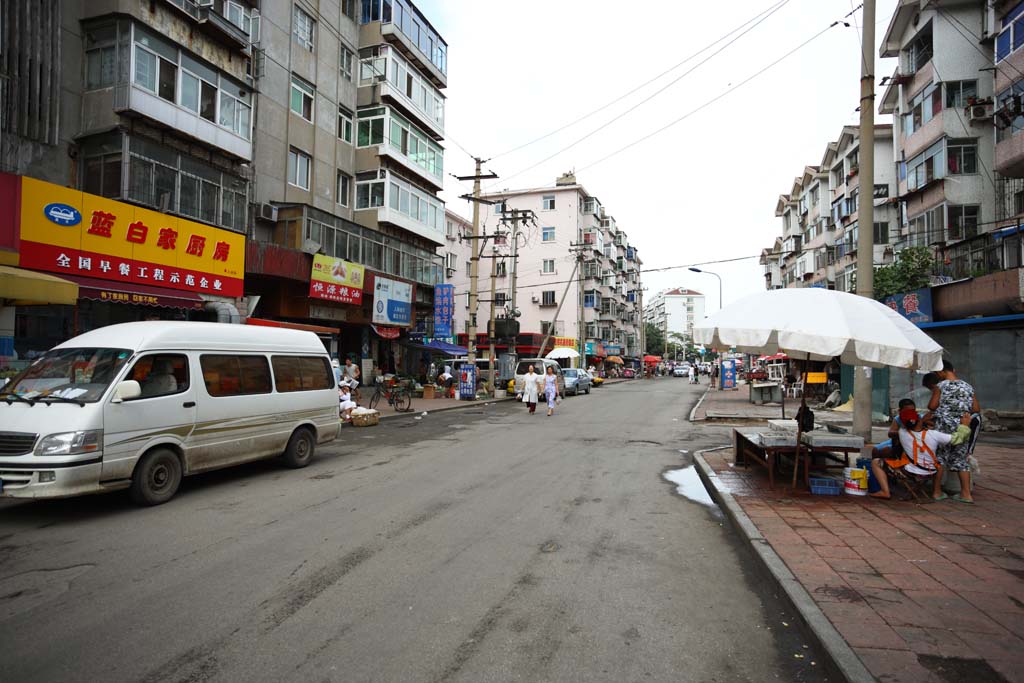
[418,0,901,314]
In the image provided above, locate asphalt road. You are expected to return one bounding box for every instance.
[0,378,827,682]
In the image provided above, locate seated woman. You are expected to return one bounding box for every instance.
[871,406,972,500]
[871,398,918,460]
[339,385,358,421]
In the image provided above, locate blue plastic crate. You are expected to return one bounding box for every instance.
[809,477,843,496]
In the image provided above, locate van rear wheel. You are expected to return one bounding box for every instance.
[282,428,315,468]
[130,448,182,506]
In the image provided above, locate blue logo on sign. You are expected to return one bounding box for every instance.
[43,203,82,226]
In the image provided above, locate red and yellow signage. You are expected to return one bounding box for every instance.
[18,177,245,297]
[309,254,365,305]
[553,336,577,348]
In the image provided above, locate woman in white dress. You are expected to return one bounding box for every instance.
[521,364,541,415]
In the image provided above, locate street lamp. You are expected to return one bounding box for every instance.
[689,267,722,311]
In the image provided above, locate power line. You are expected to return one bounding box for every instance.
[487,0,794,189]
[487,0,792,161]
[576,20,843,174]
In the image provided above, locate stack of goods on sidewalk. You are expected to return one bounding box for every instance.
[350,407,380,427]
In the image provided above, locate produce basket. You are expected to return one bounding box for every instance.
[351,411,380,427]
[809,476,843,496]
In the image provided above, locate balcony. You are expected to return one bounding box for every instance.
[360,1,448,88]
[111,82,252,161]
[353,169,446,246]
[165,0,252,52]
[359,46,444,139]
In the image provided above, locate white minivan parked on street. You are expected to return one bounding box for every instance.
[0,322,340,505]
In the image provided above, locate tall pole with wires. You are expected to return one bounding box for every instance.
[456,160,499,374]
[853,0,876,442]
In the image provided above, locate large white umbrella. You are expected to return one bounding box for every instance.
[693,288,943,371]
[546,347,580,360]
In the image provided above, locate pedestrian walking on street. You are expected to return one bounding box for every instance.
[543,364,559,416]
[521,364,541,414]
[928,359,981,503]
[688,364,697,384]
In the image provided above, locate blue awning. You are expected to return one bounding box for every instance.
[918,313,1024,329]
[404,340,468,356]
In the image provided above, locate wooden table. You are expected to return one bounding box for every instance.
[734,429,863,490]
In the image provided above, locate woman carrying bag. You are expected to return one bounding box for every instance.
[521,364,541,415]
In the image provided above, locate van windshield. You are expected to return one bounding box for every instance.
[1,348,132,404]
[515,361,542,375]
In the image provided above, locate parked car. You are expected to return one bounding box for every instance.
[0,321,340,505]
[513,358,565,398]
[562,368,592,396]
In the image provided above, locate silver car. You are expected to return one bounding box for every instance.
[563,368,592,396]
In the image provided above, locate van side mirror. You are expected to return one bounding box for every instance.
[111,380,141,403]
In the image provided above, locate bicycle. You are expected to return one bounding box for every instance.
[369,379,413,412]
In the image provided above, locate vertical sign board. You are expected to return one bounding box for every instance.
[720,359,737,390]
[433,284,454,338]
[459,364,477,400]
[372,277,413,326]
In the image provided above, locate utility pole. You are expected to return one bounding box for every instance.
[853,0,876,442]
[456,160,498,372]
[487,236,498,396]
[501,206,533,363]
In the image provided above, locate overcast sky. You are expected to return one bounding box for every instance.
[419,0,900,314]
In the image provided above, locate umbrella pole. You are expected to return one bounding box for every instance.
[791,354,810,491]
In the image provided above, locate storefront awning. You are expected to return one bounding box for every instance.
[0,265,79,305]
[66,274,205,309]
[605,356,624,364]
[404,340,468,356]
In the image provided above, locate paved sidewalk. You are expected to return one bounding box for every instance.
[696,427,1024,681]
[691,383,800,421]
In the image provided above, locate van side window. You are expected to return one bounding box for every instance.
[200,355,272,396]
[127,354,189,399]
[271,356,333,392]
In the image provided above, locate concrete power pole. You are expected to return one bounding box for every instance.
[853,0,876,442]
[456,159,498,369]
[487,237,498,396]
[537,257,581,361]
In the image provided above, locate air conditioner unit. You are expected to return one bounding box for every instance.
[197,0,214,7]
[966,103,993,122]
[445,267,455,277]
[531,295,539,303]
[300,239,322,255]
[258,203,278,222]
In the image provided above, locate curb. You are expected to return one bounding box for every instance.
[692,448,876,683]
[376,396,517,421]
[688,386,711,422]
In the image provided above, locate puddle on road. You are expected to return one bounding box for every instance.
[663,466,717,508]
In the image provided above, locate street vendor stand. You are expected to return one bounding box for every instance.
[696,288,943,492]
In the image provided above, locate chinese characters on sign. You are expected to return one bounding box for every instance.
[372,277,413,327]
[308,254,366,305]
[882,288,933,325]
[433,284,454,338]
[18,177,245,297]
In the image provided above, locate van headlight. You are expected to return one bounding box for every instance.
[36,430,103,456]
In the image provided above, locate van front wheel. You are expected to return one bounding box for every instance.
[282,428,315,468]
[130,448,182,506]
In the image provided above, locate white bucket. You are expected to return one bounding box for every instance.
[844,467,868,496]
[495,389,507,399]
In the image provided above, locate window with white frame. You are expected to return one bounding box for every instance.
[541,291,556,306]
[288,148,311,190]
[542,226,555,242]
[294,5,315,51]
[907,140,944,191]
[356,107,385,146]
[945,80,978,109]
[904,84,941,137]
[444,252,456,270]
[465,261,471,277]
[340,46,354,81]
[85,23,119,90]
[385,108,444,178]
[337,172,351,207]
[904,24,932,73]
[948,205,980,241]
[290,75,314,122]
[338,107,353,143]
[224,1,252,36]
[218,89,251,138]
[385,174,444,234]
[997,3,1024,63]
[493,201,505,214]
[542,195,555,210]
[947,139,978,175]
[542,259,555,273]
[355,178,385,209]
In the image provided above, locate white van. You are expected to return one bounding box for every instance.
[0,321,340,505]
[513,358,565,398]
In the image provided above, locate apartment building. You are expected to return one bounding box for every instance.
[766,124,898,293]
[642,288,706,342]
[0,0,255,359]
[991,0,1024,271]
[444,173,644,364]
[243,0,447,368]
